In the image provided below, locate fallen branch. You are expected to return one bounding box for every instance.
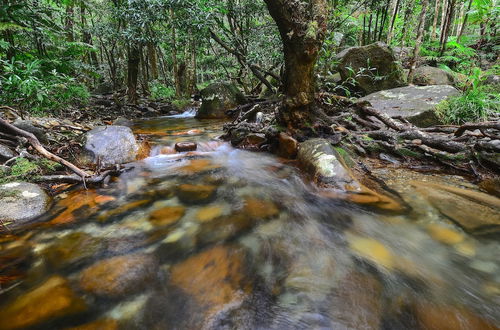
[355,101,409,131]
[0,118,90,178]
[454,121,500,137]
[34,170,114,184]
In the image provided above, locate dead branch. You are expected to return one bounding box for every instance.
[455,121,500,137]
[355,101,409,131]
[0,118,90,178]
[34,170,115,184]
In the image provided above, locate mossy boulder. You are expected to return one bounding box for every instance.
[196,83,247,119]
[82,126,139,166]
[412,66,455,86]
[336,42,407,95]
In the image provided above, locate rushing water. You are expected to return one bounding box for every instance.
[0,112,499,329]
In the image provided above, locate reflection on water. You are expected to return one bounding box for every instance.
[0,116,499,329]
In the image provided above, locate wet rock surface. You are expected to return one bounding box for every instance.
[176,184,217,204]
[336,42,407,94]
[79,254,158,298]
[82,126,139,166]
[358,85,461,127]
[0,182,51,227]
[0,276,87,329]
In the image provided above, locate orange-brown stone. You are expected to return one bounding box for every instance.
[241,197,279,220]
[149,206,185,227]
[178,159,222,175]
[79,254,158,298]
[195,205,223,223]
[66,319,118,330]
[0,276,87,329]
[169,245,250,314]
[176,184,217,204]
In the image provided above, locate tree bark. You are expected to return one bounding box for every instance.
[127,44,141,103]
[457,0,472,43]
[431,0,442,40]
[408,0,430,82]
[148,43,159,80]
[263,0,328,128]
[387,0,401,44]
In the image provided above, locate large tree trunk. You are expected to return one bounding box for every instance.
[431,0,442,40]
[263,0,328,128]
[127,44,141,103]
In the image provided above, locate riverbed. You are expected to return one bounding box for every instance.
[0,113,499,329]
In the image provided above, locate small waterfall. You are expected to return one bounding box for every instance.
[166,107,198,118]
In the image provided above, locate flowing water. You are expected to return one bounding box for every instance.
[1,111,499,329]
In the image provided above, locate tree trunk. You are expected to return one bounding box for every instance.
[127,44,141,103]
[440,0,456,55]
[263,0,328,128]
[457,0,472,43]
[387,0,401,44]
[170,8,182,98]
[408,0,430,82]
[431,0,442,40]
[148,43,158,80]
[65,3,75,42]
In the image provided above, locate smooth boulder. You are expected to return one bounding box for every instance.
[0,182,51,227]
[336,42,407,94]
[0,143,15,160]
[196,83,246,119]
[83,126,139,166]
[358,85,461,127]
[412,66,455,86]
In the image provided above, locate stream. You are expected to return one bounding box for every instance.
[0,112,499,329]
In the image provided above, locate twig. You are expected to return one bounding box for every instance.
[455,121,500,137]
[0,118,90,178]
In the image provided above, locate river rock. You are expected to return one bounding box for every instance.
[277,132,298,159]
[43,232,103,270]
[174,142,197,152]
[0,276,87,329]
[82,126,139,166]
[176,184,217,204]
[336,42,407,94]
[79,254,158,298]
[169,245,251,320]
[196,82,247,119]
[413,181,500,236]
[149,206,185,227]
[0,182,51,227]
[0,143,15,159]
[358,85,461,127]
[13,119,48,143]
[412,66,455,86]
[413,302,500,330]
[329,271,383,329]
[67,319,119,330]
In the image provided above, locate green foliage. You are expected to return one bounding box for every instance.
[172,98,192,110]
[150,81,176,100]
[0,158,62,184]
[0,59,90,114]
[436,86,499,124]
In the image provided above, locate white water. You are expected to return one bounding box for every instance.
[165,107,198,118]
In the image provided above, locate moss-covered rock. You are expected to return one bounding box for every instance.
[196,83,247,119]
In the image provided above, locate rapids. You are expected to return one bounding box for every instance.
[0,114,499,329]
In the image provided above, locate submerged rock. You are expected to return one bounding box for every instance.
[79,254,158,298]
[149,206,185,227]
[67,319,119,330]
[412,66,455,86]
[176,184,217,204]
[358,85,461,127]
[82,126,139,166]
[276,132,298,159]
[336,42,407,94]
[169,245,251,320]
[0,276,87,329]
[413,181,500,236]
[0,182,51,227]
[196,83,247,119]
[43,232,103,270]
[413,302,500,330]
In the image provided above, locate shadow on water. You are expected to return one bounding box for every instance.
[0,113,499,329]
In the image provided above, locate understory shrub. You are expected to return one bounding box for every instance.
[0,59,90,115]
[436,86,499,124]
[150,81,176,100]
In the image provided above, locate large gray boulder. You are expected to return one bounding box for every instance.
[196,83,247,119]
[336,42,407,95]
[358,85,461,127]
[412,66,455,86]
[83,126,139,166]
[0,182,51,227]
